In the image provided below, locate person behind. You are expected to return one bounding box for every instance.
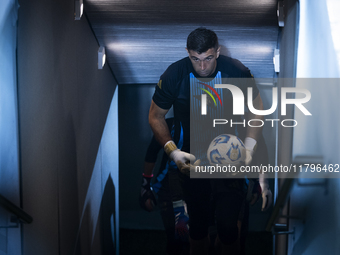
[149,27,272,255]
[140,117,190,255]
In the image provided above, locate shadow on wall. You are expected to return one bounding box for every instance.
[98,175,116,254]
[74,175,116,255]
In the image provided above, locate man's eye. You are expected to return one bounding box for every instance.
[206,58,212,61]
[194,58,199,62]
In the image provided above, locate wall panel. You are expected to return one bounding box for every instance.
[17,0,118,254]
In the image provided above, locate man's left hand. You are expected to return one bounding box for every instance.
[259,174,272,211]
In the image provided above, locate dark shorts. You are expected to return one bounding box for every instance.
[181,133,268,242]
[179,173,246,242]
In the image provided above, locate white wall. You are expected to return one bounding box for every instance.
[288,0,340,254]
[17,0,119,254]
[0,0,21,254]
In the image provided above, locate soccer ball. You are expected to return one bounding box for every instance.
[207,134,246,166]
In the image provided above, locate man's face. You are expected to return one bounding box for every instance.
[187,47,220,77]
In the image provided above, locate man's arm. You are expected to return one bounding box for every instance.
[143,162,155,176]
[149,100,171,146]
[245,93,264,140]
[244,93,264,166]
[245,93,272,211]
[149,100,196,175]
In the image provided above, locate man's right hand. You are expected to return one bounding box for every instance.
[164,141,197,176]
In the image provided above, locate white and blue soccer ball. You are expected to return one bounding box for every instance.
[207,134,246,166]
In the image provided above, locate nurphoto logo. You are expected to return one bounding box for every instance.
[200,84,312,128]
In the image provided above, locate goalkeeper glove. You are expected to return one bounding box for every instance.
[259,173,272,211]
[244,137,257,166]
[164,141,197,176]
[139,173,157,212]
[173,200,189,242]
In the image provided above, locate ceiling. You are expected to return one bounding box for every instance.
[84,0,279,84]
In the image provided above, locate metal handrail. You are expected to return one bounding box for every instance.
[0,194,33,224]
[265,155,324,232]
[265,177,295,232]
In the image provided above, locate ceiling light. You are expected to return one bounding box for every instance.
[75,0,83,20]
[273,49,280,73]
[98,46,106,69]
[277,1,284,27]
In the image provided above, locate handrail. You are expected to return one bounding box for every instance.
[265,178,295,232]
[0,194,33,224]
[265,155,324,232]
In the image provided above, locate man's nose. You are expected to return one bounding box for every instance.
[200,61,206,70]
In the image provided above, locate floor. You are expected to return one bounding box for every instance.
[120,229,273,255]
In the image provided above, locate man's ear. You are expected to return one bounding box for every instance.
[216,46,221,58]
[186,48,190,55]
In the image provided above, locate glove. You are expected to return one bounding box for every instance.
[173,200,189,242]
[164,141,197,176]
[139,174,157,212]
[259,174,272,211]
[244,137,257,166]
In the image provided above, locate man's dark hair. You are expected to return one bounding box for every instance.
[187,27,219,54]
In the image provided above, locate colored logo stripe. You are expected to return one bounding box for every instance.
[198,82,222,106]
[199,88,217,106]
